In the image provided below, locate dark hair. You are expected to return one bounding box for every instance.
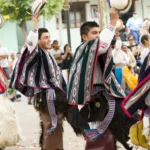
[38,28,49,39]
[52,40,58,44]
[128,35,134,40]
[64,44,69,52]
[80,21,99,42]
[141,34,149,45]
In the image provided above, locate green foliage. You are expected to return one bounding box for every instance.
[0,0,63,26]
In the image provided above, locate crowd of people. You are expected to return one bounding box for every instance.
[0,6,150,150]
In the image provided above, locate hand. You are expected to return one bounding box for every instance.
[110,8,119,21]
[109,8,119,26]
[32,13,40,29]
[67,50,71,54]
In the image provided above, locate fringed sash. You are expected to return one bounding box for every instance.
[46,89,57,134]
[84,86,115,140]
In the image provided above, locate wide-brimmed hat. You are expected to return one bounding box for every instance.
[32,0,46,16]
[108,0,132,14]
[0,14,5,29]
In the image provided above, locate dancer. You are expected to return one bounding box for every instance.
[67,8,136,150]
[9,15,68,150]
[121,41,150,150]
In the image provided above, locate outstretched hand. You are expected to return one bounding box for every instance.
[32,13,40,29]
[109,8,119,27]
[110,8,119,20]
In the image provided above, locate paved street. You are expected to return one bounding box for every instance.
[5,96,125,150]
[5,96,86,150]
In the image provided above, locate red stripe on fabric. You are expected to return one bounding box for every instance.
[121,74,150,117]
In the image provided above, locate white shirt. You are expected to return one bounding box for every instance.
[112,49,129,65]
[0,47,9,68]
[50,48,63,64]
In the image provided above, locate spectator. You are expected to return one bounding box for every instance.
[126,12,143,44]
[127,35,142,67]
[62,44,73,70]
[12,52,21,71]
[140,34,150,63]
[50,40,63,67]
[112,40,138,94]
[0,41,10,79]
[140,18,150,36]
[9,52,17,73]
[122,43,136,69]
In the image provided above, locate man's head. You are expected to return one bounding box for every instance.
[38,28,51,50]
[52,40,59,50]
[80,21,100,42]
[133,12,138,19]
[121,44,128,53]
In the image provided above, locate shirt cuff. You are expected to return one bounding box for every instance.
[107,24,116,32]
[32,29,38,33]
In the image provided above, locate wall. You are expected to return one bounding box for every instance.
[0,21,18,52]
[44,0,101,53]
[135,0,150,19]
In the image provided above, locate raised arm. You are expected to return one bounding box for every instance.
[26,15,39,54]
[98,8,118,55]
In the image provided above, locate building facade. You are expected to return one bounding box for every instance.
[0,0,149,53]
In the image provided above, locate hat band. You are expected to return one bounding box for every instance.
[117,0,130,11]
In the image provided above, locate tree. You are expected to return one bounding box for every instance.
[0,0,63,40]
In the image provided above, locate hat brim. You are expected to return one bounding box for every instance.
[0,14,5,29]
[108,0,132,15]
[32,0,46,16]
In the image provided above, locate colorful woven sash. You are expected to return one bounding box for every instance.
[84,86,115,140]
[46,89,57,134]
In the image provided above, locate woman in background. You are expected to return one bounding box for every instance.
[140,34,150,63]
[62,44,73,70]
[62,44,73,82]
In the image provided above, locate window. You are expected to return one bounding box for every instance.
[57,2,87,28]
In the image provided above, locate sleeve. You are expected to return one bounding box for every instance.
[26,29,38,54]
[98,24,116,55]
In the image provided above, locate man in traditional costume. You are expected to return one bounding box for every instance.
[121,52,150,149]
[67,8,136,150]
[0,66,22,150]
[9,15,67,150]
